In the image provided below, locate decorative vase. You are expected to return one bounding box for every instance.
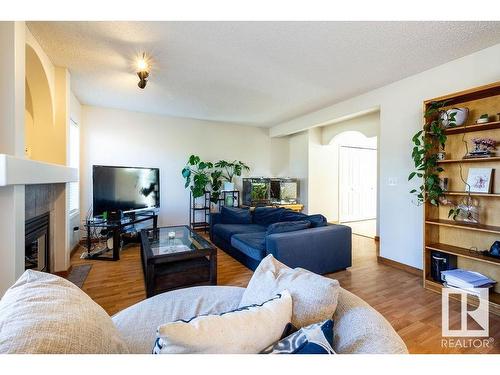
[225,194,234,207]
[223,181,234,191]
[455,197,480,224]
[440,108,468,127]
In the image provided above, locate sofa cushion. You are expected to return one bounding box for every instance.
[262,319,335,354]
[153,291,293,354]
[212,223,267,243]
[231,232,267,260]
[307,214,328,227]
[239,254,340,328]
[333,288,408,354]
[220,206,252,225]
[0,270,129,354]
[112,286,245,354]
[279,210,308,222]
[252,207,286,226]
[267,220,311,235]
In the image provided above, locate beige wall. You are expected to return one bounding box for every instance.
[24,28,67,165]
[80,105,289,225]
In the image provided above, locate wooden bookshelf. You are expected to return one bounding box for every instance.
[437,156,500,164]
[444,120,500,135]
[423,81,500,316]
[425,219,500,235]
[425,243,500,266]
[444,191,500,197]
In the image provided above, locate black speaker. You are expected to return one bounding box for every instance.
[108,209,123,222]
[430,251,457,282]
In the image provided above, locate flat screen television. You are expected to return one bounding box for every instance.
[92,165,160,217]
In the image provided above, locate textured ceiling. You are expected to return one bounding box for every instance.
[28,21,500,127]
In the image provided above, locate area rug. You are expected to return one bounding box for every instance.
[66,264,92,288]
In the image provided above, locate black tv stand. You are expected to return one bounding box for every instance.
[84,210,158,261]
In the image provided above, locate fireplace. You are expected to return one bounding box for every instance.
[25,213,50,272]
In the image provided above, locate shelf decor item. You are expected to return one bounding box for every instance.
[464,137,497,159]
[454,196,480,224]
[438,177,449,192]
[466,168,493,193]
[473,137,496,152]
[440,107,468,127]
[437,151,446,160]
[476,113,490,124]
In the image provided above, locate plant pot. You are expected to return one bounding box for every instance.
[437,151,446,161]
[225,194,234,207]
[440,108,468,127]
[223,182,234,191]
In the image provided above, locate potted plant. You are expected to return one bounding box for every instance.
[214,160,250,191]
[181,155,213,199]
[409,101,458,215]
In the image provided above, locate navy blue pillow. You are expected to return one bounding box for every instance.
[266,220,311,235]
[279,209,308,222]
[220,206,252,225]
[307,214,327,228]
[252,207,285,226]
[261,319,335,354]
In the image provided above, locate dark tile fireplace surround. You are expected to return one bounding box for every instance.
[25,213,49,272]
[25,184,57,273]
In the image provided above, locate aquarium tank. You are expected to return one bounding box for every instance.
[270,178,298,204]
[242,178,271,206]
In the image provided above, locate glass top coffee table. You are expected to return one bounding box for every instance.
[140,225,217,297]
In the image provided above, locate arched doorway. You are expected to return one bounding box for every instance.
[322,110,380,239]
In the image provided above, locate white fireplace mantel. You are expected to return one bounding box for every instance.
[0,154,78,186]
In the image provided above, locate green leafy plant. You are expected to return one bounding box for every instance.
[181,155,213,198]
[409,101,458,214]
[251,183,268,201]
[214,160,250,183]
[209,170,223,204]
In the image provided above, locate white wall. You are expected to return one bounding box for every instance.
[69,92,82,250]
[288,131,310,212]
[272,43,500,269]
[80,106,289,226]
[0,21,25,296]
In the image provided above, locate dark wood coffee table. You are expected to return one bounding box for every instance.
[140,225,217,298]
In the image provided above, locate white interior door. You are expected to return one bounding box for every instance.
[339,146,377,222]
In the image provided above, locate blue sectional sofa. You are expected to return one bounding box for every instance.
[209,206,352,274]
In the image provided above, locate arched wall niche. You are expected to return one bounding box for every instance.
[25,43,63,164]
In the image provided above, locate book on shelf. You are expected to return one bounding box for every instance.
[441,269,496,292]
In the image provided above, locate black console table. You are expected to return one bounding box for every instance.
[85,211,158,261]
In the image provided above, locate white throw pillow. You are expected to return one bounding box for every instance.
[153,290,292,354]
[0,270,129,354]
[239,254,340,328]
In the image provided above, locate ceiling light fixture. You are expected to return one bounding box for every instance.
[136,52,151,89]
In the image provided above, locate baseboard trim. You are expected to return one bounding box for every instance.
[377,255,421,276]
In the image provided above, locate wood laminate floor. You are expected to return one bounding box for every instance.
[70,234,499,354]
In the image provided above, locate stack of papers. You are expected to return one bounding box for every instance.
[441,269,496,293]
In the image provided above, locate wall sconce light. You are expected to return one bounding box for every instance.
[136,53,151,89]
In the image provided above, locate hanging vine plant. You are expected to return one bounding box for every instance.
[409,101,460,217]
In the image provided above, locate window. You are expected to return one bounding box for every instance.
[69,118,79,213]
